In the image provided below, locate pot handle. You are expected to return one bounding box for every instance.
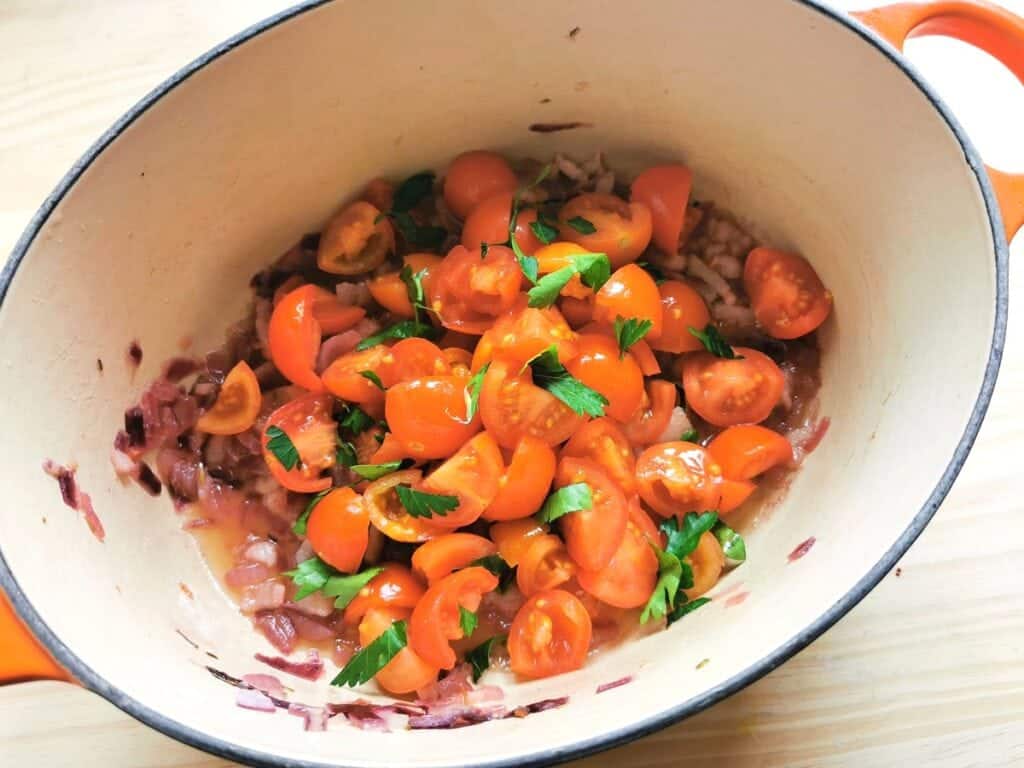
[0,589,70,684]
[853,1,1024,241]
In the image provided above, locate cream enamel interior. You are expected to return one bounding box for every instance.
[0,1,999,766]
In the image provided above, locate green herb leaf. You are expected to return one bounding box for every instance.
[390,211,447,250]
[391,172,435,213]
[527,265,577,308]
[293,489,331,536]
[471,554,510,579]
[400,265,426,321]
[566,215,597,235]
[459,606,479,637]
[641,546,683,623]
[323,566,384,610]
[713,522,747,565]
[350,460,405,481]
[636,261,667,285]
[536,482,593,523]
[528,346,608,417]
[661,511,719,561]
[466,635,505,683]
[529,213,559,245]
[331,620,408,687]
[265,425,299,471]
[613,316,653,358]
[506,164,552,285]
[465,362,490,421]
[680,428,699,442]
[356,319,439,351]
[394,485,460,518]
[359,370,385,390]
[284,556,334,601]
[688,324,742,360]
[336,440,358,468]
[339,405,375,436]
[667,596,711,626]
[518,253,539,284]
[480,242,489,258]
[573,253,611,291]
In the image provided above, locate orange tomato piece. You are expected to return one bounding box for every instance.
[683,532,725,600]
[443,150,519,219]
[364,469,438,543]
[367,253,443,318]
[649,280,711,354]
[557,193,653,269]
[460,192,544,255]
[268,284,324,392]
[556,457,629,572]
[707,424,793,480]
[565,333,644,422]
[577,519,658,609]
[378,338,450,388]
[385,375,480,460]
[490,520,549,567]
[621,380,677,446]
[558,295,595,328]
[196,361,262,435]
[535,241,598,300]
[359,607,438,694]
[411,533,497,584]
[311,287,367,335]
[516,534,576,597]
[593,263,664,340]
[562,417,636,496]
[408,567,499,670]
[421,432,504,529]
[471,301,578,371]
[630,164,694,255]
[508,589,592,679]
[681,347,784,427]
[321,345,390,406]
[318,200,394,275]
[429,244,523,335]
[478,359,585,449]
[306,487,369,573]
[635,441,724,518]
[344,564,426,625]
[744,247,833,339]
[484,435,557,521]
[628,339,661,376]
[261,393,336,493]
[715,477,757,514]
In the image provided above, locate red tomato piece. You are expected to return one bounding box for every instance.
[577,519,658,609]
[707,424,793,480]
[648,280,711,354]
[318,200,394,275]
[359,607,438,694]
[593,264,664,339]
[261,393,336,493]
[681,347,784,427]
[562,417,637,496]
[443,151,519,219]
[429,245,523,335]
[684,532,725,600]
[635,441,724,518]
[621,380,677,446]
[508,590,592,679]
[490,519,550,567]
[556,457,628,572]
[420,432,505,529]
[384,375,480,460]
[367,253,443,319]
[364,469,438,543]
[378,338,450,388]
[460,192,544,255]
[557,193,653,269]
[471,301,578,371]
[715,478,757,514]
[411,534,497,585]
[484,435,557,521]
[268,284,325,392]
[321,345,390,405]
[744,247,833,339]
[630,164,694,255]
[306,487,369,573]
[408,567,499,670]
[196,361,262,435]
[565,333,644,422]
[344,564,426,625]
[516,533,576,597]
[478,359,585,449]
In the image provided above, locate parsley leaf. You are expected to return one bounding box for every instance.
[507,163,552,284]
[529,212,559,245]
[391,172,435,213]
[322,566,384,610]
[688,324,743,359]
[338,405,375,435]
[395,485,460,518]
[661,512,719,560]
[331,620,408,687]
[284,556,334,601]
[350,460,406,481]
[528,346,608,417]
[459,606,478,637]
[614,316,653,358]
[471,554,510,580]
[536,482,593,523]
[641,546,683,623]
[642,512,718,623]
[391,212,447,250]
[336,440,358,467]
[680,428,699,442]
[713,522,747,565]
[359,370,385,390]
[400,265,427,322]
[573,253,611,291]
[566,215,597,234]
[667,596,710,626]
[466,635,505,683]
[293,489,331,536]
[356,319,439,351]
[465,362,490,421]
[265,425,299,470]
[526,253,611,308]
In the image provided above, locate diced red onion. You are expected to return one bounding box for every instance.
[254,649,324,681]
[226,562,275,587]
[292,540,315,567]
[317,330,363,373]
[243,539,280,567]
[236,688,276,713]
[241,581,286,613]
[241,673,286,699]
[656,406,692,444]
[334,281,371,307]
[254,611,297,654]
[288,590,335,618]
[286,610,336,642]
[288,703,329,732]
[417,664,473,703]
[596,675,633,693]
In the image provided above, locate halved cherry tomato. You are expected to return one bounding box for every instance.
[321,345,390,405]
[683,532,725,600]
[429,244,523,335]
[359,607,438,694]
[516,534,576,596]
[715,478,757,514]
[378,338,450,388]
[272,274,305,307]
[443,347,473,377]
[478,359,585,449]
[368,432,406,464]
[484,435,557,521]
[318,200,394,275]
[364,469,437,543]
[344,564,426,625]
[385,375,480,460]
[593,263,664,339]
[535,241,597,300]
[562,417,636,496]
[508,589,592,679]
[629,339,661,376]
[471,301,578,371]
[648,280,710,354]
[421,432,504,529]
[630,165,693,255]
[311,287,367,335]
[557,193,653,268]
[559,295,594,328]
[744,247,833,339]
[411,533,497,584]
[556,458,629,572]
[196,361,262,435]
[306,487,369,573]
[443,151,519,219]
[367,253,443,318]
[490,520,549,566]
[261,393,336,493]
[408,566,499,669]
[621,380,677,446]
[268,284,324,392]
[635,441,723,518]
[681,347,784,427]
[361,177,395,213]
[577,520,658,608]
[460,192,544,254]
[707,424,793,480]
[627,495,664,548]
[565,333,643,422]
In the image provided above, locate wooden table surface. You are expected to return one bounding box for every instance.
[2,1,1023,766]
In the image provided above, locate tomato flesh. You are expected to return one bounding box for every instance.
[557,193,653,269]
[306,487,369,573]
[261,393,336,493]
[420,432,504,529]
[593,264,664,340]
[344,564,426,625]
[478,359,584,449]
[196,361,262,435]
[508,590,592,679]
[318,201,394,275]
[556,458,628,572]
[484,435,557,521]
[577,520,658,609]
[408,566,499,670]
[429,245,523,335]
[630,164,693,255]
[411,533,497,584]
[649,280,710,354]
[635,441,724,518]
[268,285,324,392]
[461,192,544,255]
[744,247,832,339]
[707,424,793,480]
[681,347,784,427]
[385,375,480,460]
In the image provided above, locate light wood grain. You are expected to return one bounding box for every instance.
[2,1,1023,766]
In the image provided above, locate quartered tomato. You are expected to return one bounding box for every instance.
[321,345,390,405]
[318,200,394,275]
[343,564,426,625]
[508,589,592,679]
[364,469,437,543]
[311,287,367,335]
[562,417,636,496]
[556,458,629,572]
[627,495,664,548]
[681,348,784,427]
[490,519,549,567]
[628,339,661,376]
[557,193,653,268]
[359,607,438,694]
[478,359,585,449]
[408,566,499,669]
[707,425,793,480]
[577,519,658,609]
[648,280,711,354]
[630,164,693,255]
[484,435,557,521]
[683,532,725,600]
[593,263,664,339]
[443,150,519,219]
[471,302,578,371]
[411,533,497,584]
[443,346,473,377]
[429,245,523,335]
[378,338,450,388]
[385,375,480,460]
[461,192,544,254]
[621,380,677,446]
[306,487,369,573]
[360,177,394,212]
[715,478,757,514]
[367,253,443,318]
[261,393,336,493]
[516,534,576,597]
[196,361,262,435]
[535,241,599,300]
[635,441,724,518]
[268,284,324,392]
[558,295,594,328]
[421,432,504,529]
[744,247,832,339]
[565,333,644,422]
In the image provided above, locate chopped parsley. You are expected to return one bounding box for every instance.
[464,362,490,421]
[286,557,384,610]
[529,211,560,245]
[293,488,331,536]
[527,346,608,417]
[636,260,667,285]
[459,606,479,637]
[470,554,515,591]
[391,213,447,249]
[331,620,408,687]
[713,522,747,565]
[566,215,597,234]
[356,319,439,351]
[265,425,299,471]
[466,635,505,682]
[322,566,384,610]
[613,316,653,358]
[667,596,710,626]
[359,370,385,390]
[338,405,375,435]
[641,511,719,623]
[507,164,552,284]
[688,324,743,360]
[662,511,719,558]
[526,252,610,308]
[336,440,358,468]
[400,265,427,322]
[536,482,593,523]
[284,556,335,601]
[680,428,699,443]
[391,171,435,212]
[377,172,448,250]
[350,460,407,481]
[394,485,460,519]
[641,546,686,623]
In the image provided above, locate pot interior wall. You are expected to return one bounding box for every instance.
[0,1,997,765]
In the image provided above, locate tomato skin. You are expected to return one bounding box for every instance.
[421,432,504,529]
[648,280,711,354]
[562,417,636,496]
[471,302,578,371]
[443,151,519,219]
[461,192,544,254]
[310,287,368,335]
[360,177,394,212]
[478,359,585,449]
[344,564,426,625]
[429,245,523,335]
[715,478,757,514]
[385,375,480,460]
[593,264,664,339]
[681,347,784,427]
[508,590,592,679]
[627,495,664,548]
[707,425,793,480]
[556,458,629,572]
[321,345,390,405]
[565,333,644,422]
[306,487,369,573]
[196,361,262,435]
[261,393,336,493]
[364,469,437,543]
[379,338,450,388]
[442,346,473,377]
[268,285,324,392]
[636,442,724,518]
[683,532,725,600]
[557,193,653,268]
[744,247,832,339]
[408,567,499,670]
[629,339,661,376]
[367,253,443,318]
[411,534,497,584]
[359,607,438,694]
[621,380,677,446]
[516,534,576,596]
[577,520,658,609]
[490,520,549,566]
[630,165,693,255]
[318,200,394,275]
[559,296,594,328]
[484,435,557,521]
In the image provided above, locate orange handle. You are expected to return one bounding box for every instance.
[854,1,1024,241]
[0,589,70,684]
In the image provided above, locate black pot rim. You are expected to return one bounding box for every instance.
[0,2,1010,767]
